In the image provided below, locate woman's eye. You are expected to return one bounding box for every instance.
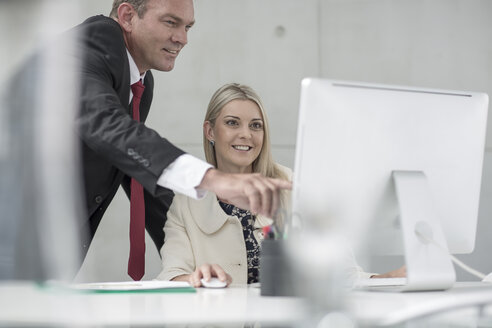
[226,120,238,126]
[251,122,263,130]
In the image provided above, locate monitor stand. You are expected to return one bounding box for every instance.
[392,170,456,291]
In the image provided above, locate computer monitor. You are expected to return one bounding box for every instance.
[292,78,488,291]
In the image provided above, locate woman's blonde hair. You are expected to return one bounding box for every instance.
[203,83,287,181]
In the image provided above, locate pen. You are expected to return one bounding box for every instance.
[272,208,289,240]
[262,225,275,239]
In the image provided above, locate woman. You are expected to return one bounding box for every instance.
[157,83,291,286]
[157,83,404,287]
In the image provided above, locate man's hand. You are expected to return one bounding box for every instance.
[198,169,292,218]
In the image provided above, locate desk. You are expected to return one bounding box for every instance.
[0,282,307,327]
[349,282,492,326]
[2,281,492,327]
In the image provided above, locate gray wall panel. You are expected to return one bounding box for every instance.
[72,0,492,282]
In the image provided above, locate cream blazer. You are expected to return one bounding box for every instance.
[156,165,373,285]
[157,166,292,285]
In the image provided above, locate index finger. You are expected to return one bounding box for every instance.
[199,264,212,281]
[210,264,228,281]
[269,178,292,190]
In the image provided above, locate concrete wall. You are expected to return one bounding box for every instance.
[47,0,492,282]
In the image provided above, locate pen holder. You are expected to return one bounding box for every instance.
[260,239,295,297]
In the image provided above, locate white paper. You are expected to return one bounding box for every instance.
[71,280,191,291]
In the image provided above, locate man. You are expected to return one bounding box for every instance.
[73,0,291,279]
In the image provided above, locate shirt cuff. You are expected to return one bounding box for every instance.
[157,154,213,199]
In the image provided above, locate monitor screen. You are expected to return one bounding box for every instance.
[292,78,488,290]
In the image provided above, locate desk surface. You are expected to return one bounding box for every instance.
[349,282,492,326]
[0,282,307,327]
[2,281,492,327]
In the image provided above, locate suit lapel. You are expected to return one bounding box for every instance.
[139,71,153,122]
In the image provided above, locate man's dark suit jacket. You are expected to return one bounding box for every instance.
[72,15,185,260]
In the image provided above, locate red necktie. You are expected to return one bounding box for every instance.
[128,80,146,281]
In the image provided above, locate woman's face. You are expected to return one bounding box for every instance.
[205,99,264,174]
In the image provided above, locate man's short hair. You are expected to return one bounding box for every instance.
[109,0,148,19]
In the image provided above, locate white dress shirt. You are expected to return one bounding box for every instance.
[126,50,212,199]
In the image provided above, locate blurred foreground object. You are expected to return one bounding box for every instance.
[0,0,84,281]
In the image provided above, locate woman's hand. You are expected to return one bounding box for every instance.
[173,263,232,287]
[371,265,407,278]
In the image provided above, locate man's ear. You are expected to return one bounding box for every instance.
[117,3,136,32]
[203,121,215,141]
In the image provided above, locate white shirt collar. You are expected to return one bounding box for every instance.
[126,49,146,85]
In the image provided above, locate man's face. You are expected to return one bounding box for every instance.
[125,0,195,73]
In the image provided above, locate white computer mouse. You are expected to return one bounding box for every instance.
[200,277,227,288]
[482,272,492,283]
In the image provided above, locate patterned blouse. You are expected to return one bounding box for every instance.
[219,201,260,284]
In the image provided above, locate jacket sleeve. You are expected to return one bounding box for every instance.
[73,16,184,195]
[156,196,196,281]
